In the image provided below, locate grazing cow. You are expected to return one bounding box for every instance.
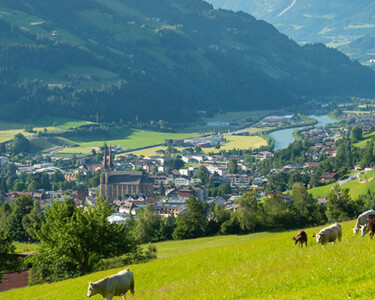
[292,230,308,248]
[360,215,375,239]
[352,209,375,234]
[87,269,134,300]
[312,223,342,247]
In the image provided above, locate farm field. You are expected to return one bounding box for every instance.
[122,134,267,157]
[56,147,98,155]
[4,220,375,299]
[0,118,93,144]
[203,135,267,153]
[60,129,199,150]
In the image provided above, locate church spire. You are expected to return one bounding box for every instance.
[103,146,108,168]
[109,147,113,169]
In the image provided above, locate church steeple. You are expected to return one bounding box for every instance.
[109,147,114,169]
[103,146,108,169]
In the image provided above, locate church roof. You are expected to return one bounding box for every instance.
[106,171,153,185]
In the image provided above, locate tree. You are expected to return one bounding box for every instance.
[0,228,15,283]
[29,197,136,283]
[22,200,44,241]
[351,125,362,143]
[5,195,33,242]
[228,158,238,174]
[326,184,356,221]
[173,196,207,239]
[135,204,161,243]
[11,133,31,154]
[195,166,209,184]
[236,191,258,232]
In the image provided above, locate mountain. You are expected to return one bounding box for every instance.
[208,0,375,67]
[0,0,375,123]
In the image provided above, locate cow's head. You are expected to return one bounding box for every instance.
[360,225,370,237]
[87,282,98,298]
[352,227,359,234]
[312,232,324,243]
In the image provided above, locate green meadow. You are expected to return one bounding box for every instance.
[3,220,375,299]
[59,129,199,150]
[0,118,92,144]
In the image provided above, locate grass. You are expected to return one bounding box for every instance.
[205,110,276,123]
[204,135,267,153]
[309,183,335,198]
[355,131,375,148]
[60,129,199,150]
[309,172,375,199]
[56,147,98,155]
[14,243,39,254]
[5,220,375,299]
[0,117,92,144]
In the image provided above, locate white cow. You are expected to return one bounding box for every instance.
[352,209,375,234]
[312,223,342,247]
[87,269,135,300]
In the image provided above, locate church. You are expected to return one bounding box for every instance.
[100,148,154,200]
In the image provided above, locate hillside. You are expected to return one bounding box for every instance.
[2,220,375,299]
[208,0,375,67]
[0,1,375,124]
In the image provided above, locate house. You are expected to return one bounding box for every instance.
[174,177,190,187]
[210,176,231,188]
[320,172,338,183]
[225,174,251,187]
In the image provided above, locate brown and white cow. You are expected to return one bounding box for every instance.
[87,269,135,300]
[292,230,307,248]
[360,214,375,239]
[353,209,375,234]
[312,223,342,247]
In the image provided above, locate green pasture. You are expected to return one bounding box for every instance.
[56,147,97,155]
[309,183,335,199]
[0,117,92,144]
[355,131,375,148]
[5,220,375,299]
[60,129,199,150]
[309,173,375,199]
[204,135,267,153]
[205,110,276,123]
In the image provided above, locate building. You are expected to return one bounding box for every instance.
[100,148,154,200]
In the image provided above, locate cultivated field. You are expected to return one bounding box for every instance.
[4,220,375,299]
[0,118,93,144]
[60,129,199,150]
[203,135,267,153]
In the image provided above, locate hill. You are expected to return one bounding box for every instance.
[3,220,375,299]
[208,0,375,67]
[0,0,375,124]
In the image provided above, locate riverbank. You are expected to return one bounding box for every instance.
[267,114,335,150]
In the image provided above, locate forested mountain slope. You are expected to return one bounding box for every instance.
[208,0,375,66]
[0,0,374,123]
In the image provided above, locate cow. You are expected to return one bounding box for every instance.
[312,223,342,247]
[352,209,375,234]
[360,215,375,239]
[292,230,307,248]
[87,269,135,300]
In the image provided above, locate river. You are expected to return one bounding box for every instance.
[269,115,335,151]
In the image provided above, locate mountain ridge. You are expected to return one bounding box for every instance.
[0,0,374,123]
